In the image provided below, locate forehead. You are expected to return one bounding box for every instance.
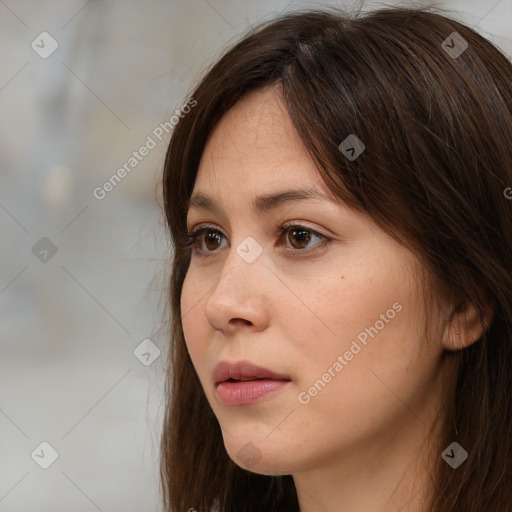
[194,86,325,196]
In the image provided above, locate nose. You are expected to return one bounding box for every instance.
[203,241,271,333]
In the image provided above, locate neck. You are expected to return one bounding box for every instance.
[293,414,441,512]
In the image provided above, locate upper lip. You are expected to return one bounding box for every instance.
[213,360,291,385]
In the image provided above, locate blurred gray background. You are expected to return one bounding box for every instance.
[0,0,510,511]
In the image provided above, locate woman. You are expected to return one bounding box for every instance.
[160,5,512,511]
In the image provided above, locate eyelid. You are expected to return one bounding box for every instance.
[186,220,325,235]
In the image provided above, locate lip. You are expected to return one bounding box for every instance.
[213,360,290,385]
[213,360,291,406]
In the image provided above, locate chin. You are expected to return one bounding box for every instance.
[223,436,296,475]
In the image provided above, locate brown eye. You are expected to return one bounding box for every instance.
[278,224,328,254]
[287,227,313,249]
[185,227,227,254]
[204,230,223,251]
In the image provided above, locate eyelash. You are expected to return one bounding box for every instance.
[184,223,331,258]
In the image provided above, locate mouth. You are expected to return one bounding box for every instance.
[213,361,291,406]
[213,360,291,386]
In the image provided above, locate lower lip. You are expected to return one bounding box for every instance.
[216,379,290,406]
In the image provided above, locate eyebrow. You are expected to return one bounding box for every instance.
[187,187,335,216]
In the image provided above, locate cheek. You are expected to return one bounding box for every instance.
[292,271,425,397]
[180,272,209,365]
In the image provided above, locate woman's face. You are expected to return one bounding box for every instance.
[181,86,448,478]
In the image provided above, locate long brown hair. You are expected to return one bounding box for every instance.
[160,5,512,511]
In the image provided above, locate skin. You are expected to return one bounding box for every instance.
[180,86,490,512]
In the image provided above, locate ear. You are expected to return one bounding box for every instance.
[442,293,495,351]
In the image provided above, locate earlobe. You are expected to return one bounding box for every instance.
[442,296,494,351]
